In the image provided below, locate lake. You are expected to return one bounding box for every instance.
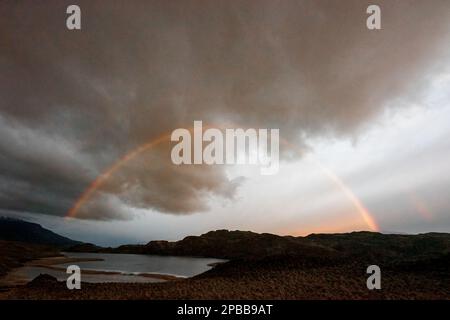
[1,252,226,285]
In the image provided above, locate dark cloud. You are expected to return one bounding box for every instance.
[0,0,449,220]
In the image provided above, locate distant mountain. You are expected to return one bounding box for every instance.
[66,242,102,252]
[66,229,450,262]
[0,217,81,248]
[102,230,335,259]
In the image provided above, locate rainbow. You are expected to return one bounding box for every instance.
[66,125,379,232]
[66,132,171,219]
[280,138,379,232]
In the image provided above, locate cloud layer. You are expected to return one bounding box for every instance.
[1,0,449,220]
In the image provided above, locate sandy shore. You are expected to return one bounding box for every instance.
[29,264,185,281]
[0,255,184,287]
[31,255,185,280]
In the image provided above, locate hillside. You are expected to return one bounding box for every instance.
[67,229,450,263]
[0,217,81,248]
[67,230,335,258]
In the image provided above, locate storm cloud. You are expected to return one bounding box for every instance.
[1,0,450,220]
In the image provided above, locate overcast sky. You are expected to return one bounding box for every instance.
[1,0,450,245]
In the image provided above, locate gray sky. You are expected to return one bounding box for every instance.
[1,0,450,245]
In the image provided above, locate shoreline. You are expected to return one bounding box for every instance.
[31,264,185,281]
[0,254,189,287]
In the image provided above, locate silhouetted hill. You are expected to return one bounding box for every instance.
[66,229,450,262]
[0,217,81,248]
[68,229,334,259]
[144,230,336,259]
[66,243,102,252]
[306,231,450,262]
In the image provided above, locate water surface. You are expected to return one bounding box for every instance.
[1,252,225,285]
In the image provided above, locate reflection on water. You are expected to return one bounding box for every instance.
[1,252,226,285]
